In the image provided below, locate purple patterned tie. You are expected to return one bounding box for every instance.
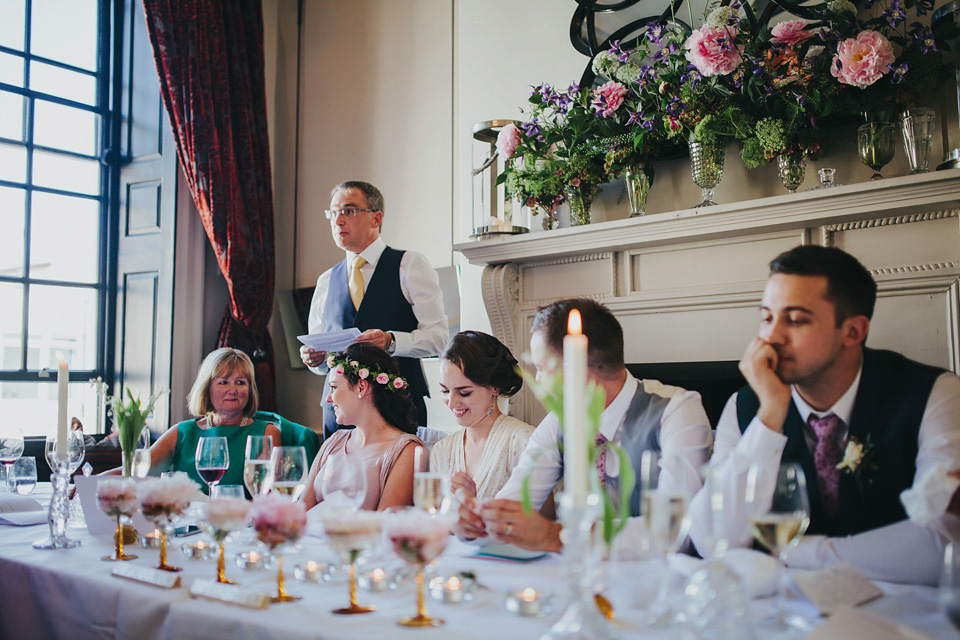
[807,413,844,520]
[595,432,607,485]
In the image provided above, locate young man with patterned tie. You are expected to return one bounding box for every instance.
[300,181,447,439]
[688,245,960,584]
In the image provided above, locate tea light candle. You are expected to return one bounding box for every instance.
[441,576,464,604]
[361,567,389,593]
[294,560,325,583]
[235,550,267,571]
[181,540,215,560]
[139,529,163,548]
[511,588,542,616]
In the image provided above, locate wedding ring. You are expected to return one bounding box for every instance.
[505,523,513,537]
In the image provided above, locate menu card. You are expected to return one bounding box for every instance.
[793,562,884,616]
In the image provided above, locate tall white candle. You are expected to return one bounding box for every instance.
[56,352,68,461]
[563,310,588,507]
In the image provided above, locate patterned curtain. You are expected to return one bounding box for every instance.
[141,0,277,409]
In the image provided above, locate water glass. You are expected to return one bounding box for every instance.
[211,484,245,499]
[11,456,37,495]
[0,426,24,492]
[900,108,936,174]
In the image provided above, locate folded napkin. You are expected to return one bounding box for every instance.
[900,461,960,525]
[670,548,779,598]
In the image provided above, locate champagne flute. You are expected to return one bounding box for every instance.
[243,435,274,498]
[266,446,308,501]
[195,436,229,495]
[413,471,452,517]
[386,508,450,627]
[321,451,367,511]
[746,462,811,630]
[0,426,24,492]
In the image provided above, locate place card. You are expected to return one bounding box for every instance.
[189,579,270,609]
[800,607,935,640]
[792,562,883,616]
[111,564,181,589]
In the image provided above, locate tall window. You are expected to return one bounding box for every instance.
[0,0,109,436]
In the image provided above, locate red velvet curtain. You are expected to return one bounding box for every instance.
[141,0,277,409]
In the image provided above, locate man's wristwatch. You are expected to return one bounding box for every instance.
[385,332,396,354]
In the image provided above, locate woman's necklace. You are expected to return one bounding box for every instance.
[206,414,249,428]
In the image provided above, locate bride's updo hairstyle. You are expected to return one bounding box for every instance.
[327,343,417,434]
[441,331,523,397]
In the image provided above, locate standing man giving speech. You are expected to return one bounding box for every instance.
[300,181,447,439]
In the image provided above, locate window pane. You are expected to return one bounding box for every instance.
[0,382,99,438]
[30,61,97,106]
[0,52,25,87]
[28,284,98,370]
[30,192,99,283]
[32,150,100,195]
[0,282,24,371]
[30,0,99,71]
[0,1,25,51]
[0,142,27,183]
[0,91,25,142]
[34,100,99,155]
[0,187,26,277]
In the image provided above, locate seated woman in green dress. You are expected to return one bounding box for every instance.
[143,347,282,491]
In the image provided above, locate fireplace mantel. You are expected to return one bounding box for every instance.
[454,170,960,425]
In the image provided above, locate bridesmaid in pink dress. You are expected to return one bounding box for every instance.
[303,343,424,511]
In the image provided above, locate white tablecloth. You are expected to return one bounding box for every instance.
[0,486,953,640]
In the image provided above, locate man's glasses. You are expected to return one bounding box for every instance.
[324,207,375,220]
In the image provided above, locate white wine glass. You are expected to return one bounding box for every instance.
[44,430,85,475]
[243,435,273,498]
[746,462,811,630]
[267,446,308,501]
[638,450,690,624]
[321,450,367,511]
[195,436,229,495]
[0,426,25,492]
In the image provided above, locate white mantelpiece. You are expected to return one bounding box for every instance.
[455,170,960,425]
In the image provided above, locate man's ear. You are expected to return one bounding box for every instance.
[370,210,383,229]
[842,315,870,347]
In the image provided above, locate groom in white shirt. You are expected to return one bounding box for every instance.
[454,298,712,556]
[688,245,960,584]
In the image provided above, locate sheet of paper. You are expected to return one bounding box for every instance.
[0,493,46,525]
[793,562,884,616]
[801,607,935,640]
[75,476,153,537]
[297,328,361,354]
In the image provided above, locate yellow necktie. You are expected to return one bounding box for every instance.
[348,256,367,310]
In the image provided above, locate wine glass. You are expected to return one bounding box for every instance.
[413,471,453,517]
[195,436,229,495]
[940,543,960,631]
[243,435,273,498]
[10,457,37,494]
[321,510,382,615]
[638,450,690,624]
[201,497,251,584]
[858,122,896,180]
[321,450,367,511]
[266,446,308,501]
[250,494,307,602]
[746,462,811,630]
[385,508,451,627]
[95,478,139,561]
[0,426,24,492]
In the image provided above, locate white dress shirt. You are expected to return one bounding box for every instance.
[496,373,713,558]
[688,369,960,585]
[306,237,448,367]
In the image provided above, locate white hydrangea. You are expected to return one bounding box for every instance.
[828,0,856,15]
[706,6,738,28]
[592,51,620,77]
[614,64,642,84]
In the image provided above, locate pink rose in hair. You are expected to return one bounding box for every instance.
[496,123,522,159]
[393,378,405,389]
[334,367,344,376]
[771,19,812,47]
[591,81,628,117]
[684,25,743,76]
[358,368,369,379]
[376,373,389,384]
[830,30,894,88]
[326,356,336,368]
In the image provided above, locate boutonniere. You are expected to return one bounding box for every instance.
[836,435,877,498]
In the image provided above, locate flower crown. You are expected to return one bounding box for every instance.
[326,352,409,391]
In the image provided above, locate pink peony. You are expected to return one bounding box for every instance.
[376,373,389,384]
[496,123,522,159]
[771,19,812,47]
[591,81,628,117]
[684,25,743,77]
[204,497,251,534]
[830,30,894,88]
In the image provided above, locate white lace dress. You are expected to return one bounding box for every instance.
[429,414,535,500]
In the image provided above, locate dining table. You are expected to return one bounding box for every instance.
[0,484,955,640]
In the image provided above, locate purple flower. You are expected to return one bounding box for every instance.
[890,63,909,84]
[884,0,906,28]
[521,119,542,139]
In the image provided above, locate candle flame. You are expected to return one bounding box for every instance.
[305,561,319,570]
[520,588,538,601]
[447,576,461,589]
[372,568,385,579]
[567,309,582,335]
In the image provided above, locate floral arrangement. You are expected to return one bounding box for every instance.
[203,497,251,541]
[386,512,450,565]
[107,386,167,476]
[250,494,306,549]
[326,352,408,391]
[96,478,139,516]
[138,475,203,521]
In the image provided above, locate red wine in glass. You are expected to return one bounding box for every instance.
[197,467,227,485]
[195,436,229,495]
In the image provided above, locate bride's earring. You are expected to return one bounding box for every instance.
[486,395,498,417]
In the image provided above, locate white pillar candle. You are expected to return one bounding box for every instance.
[563,310,588,508]
[56,353,68,461]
